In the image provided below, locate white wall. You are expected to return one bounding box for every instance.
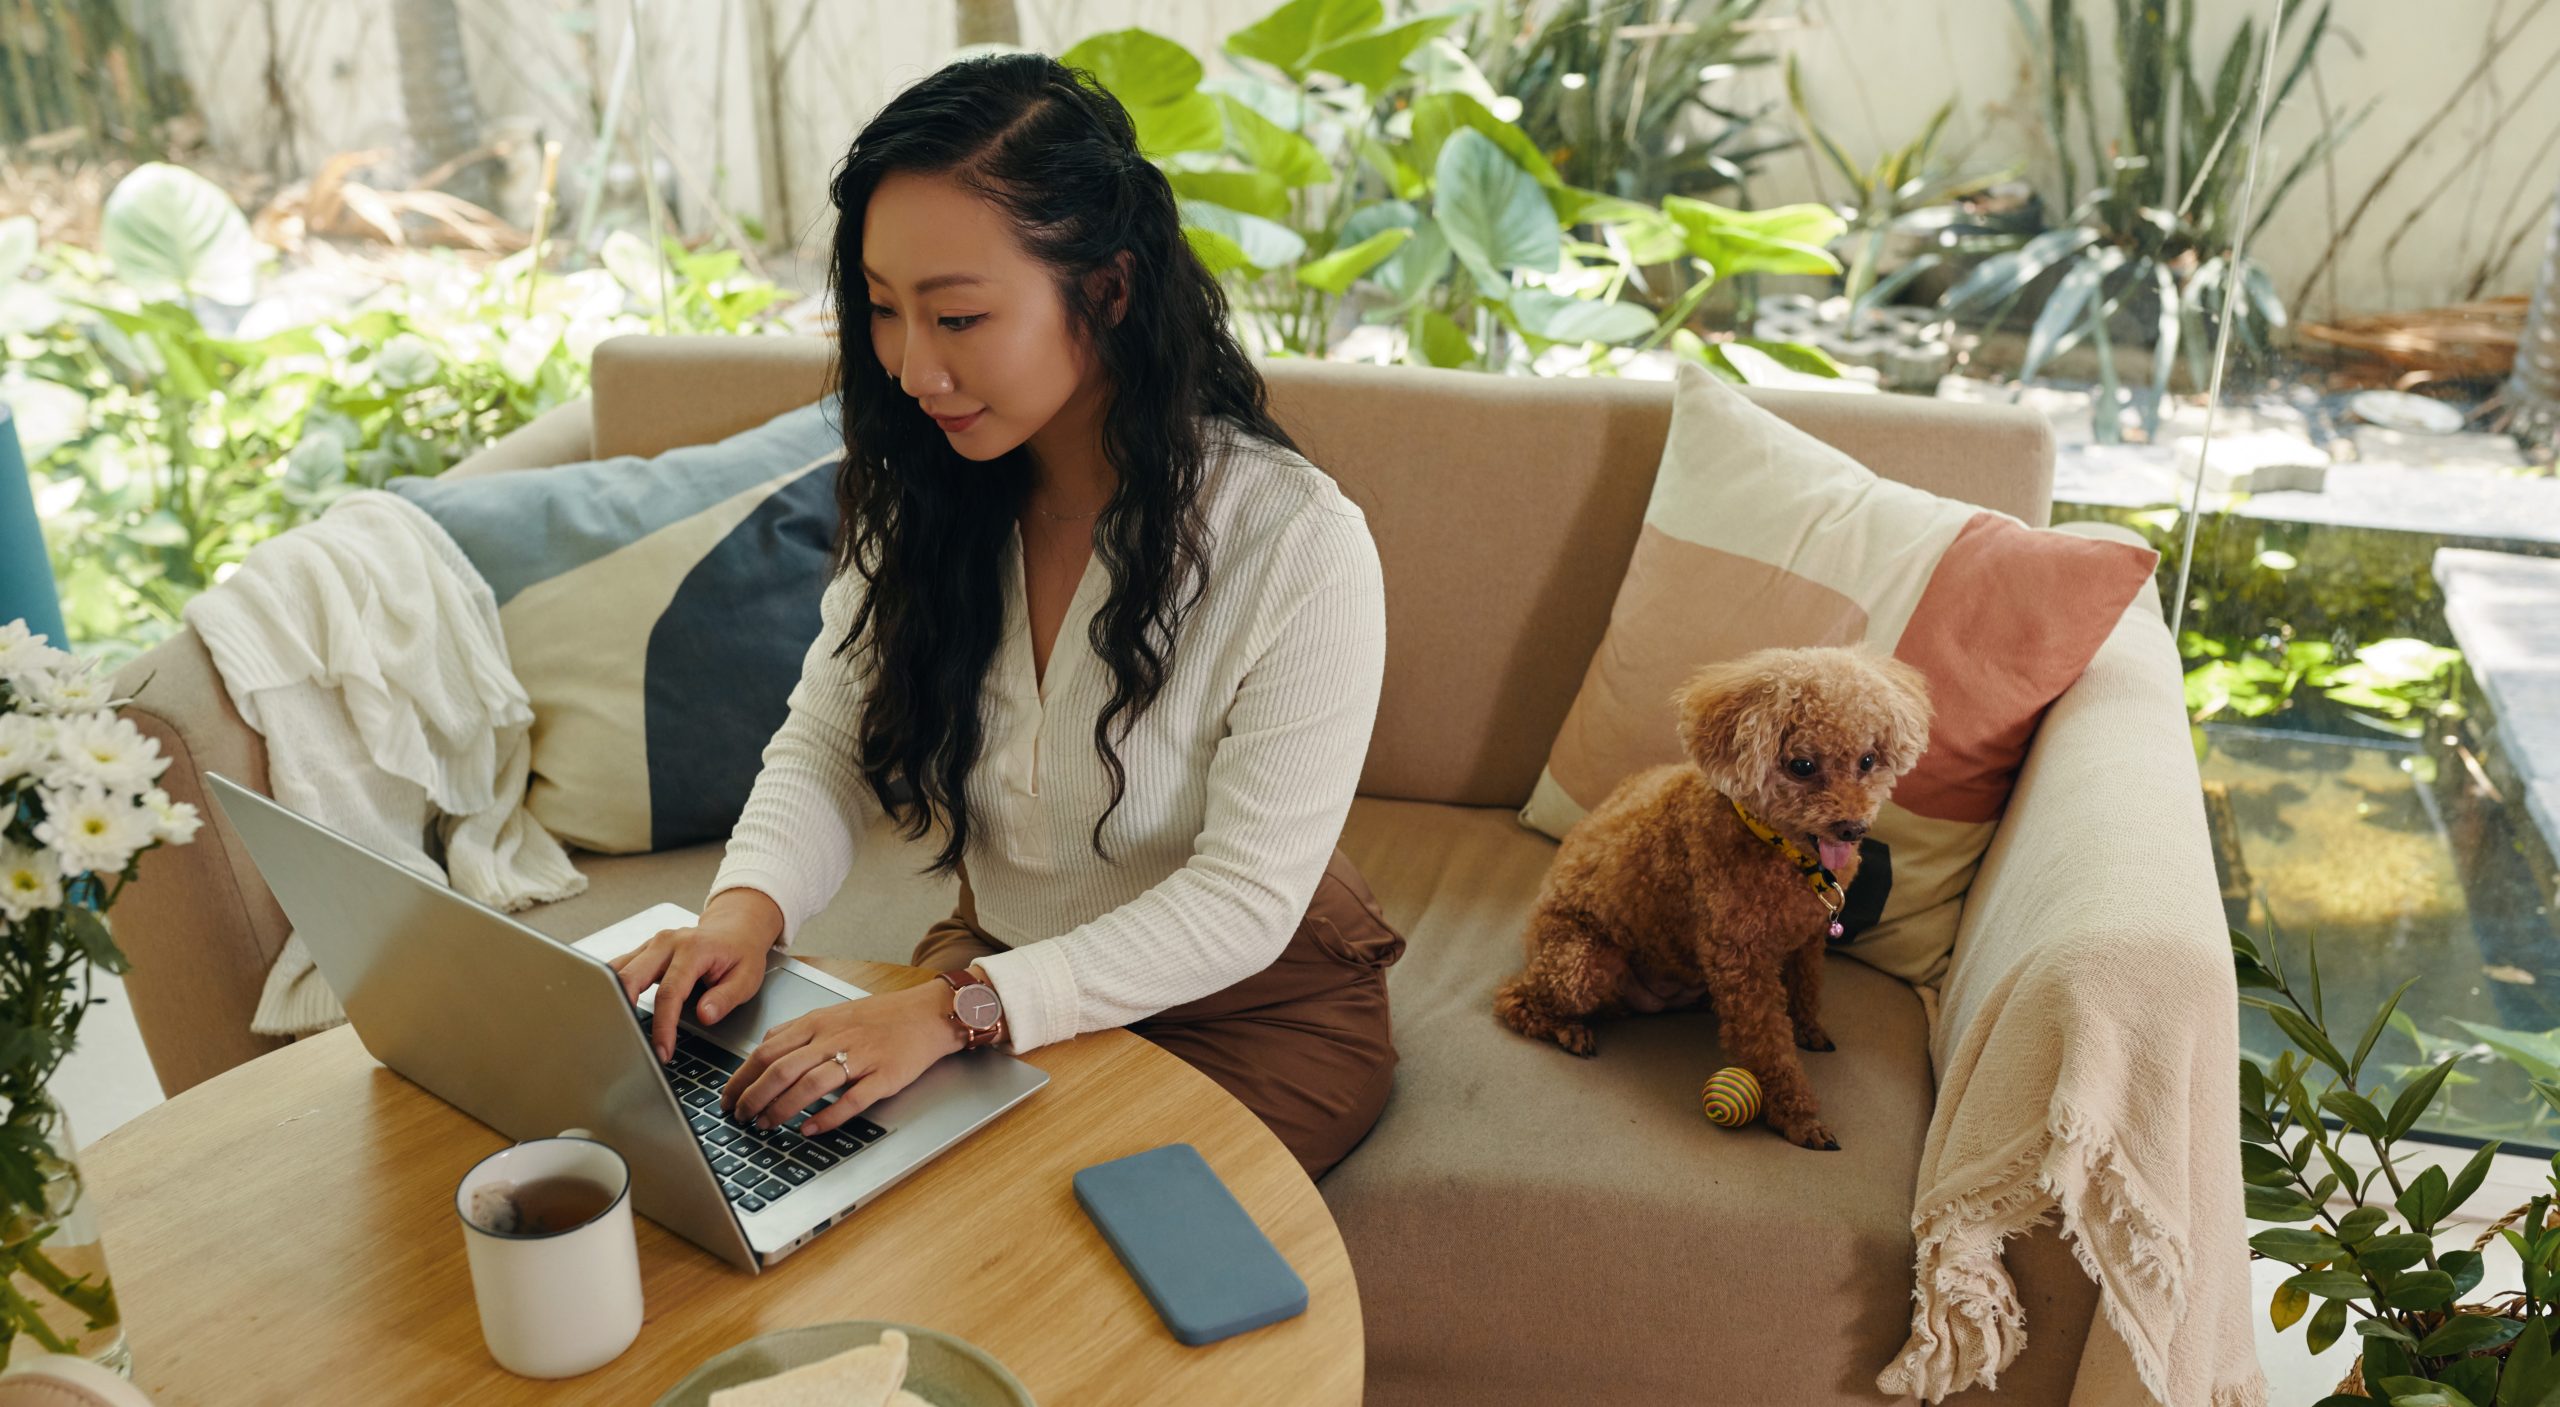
[170,0,2560,320]
[1751,0,2560,321]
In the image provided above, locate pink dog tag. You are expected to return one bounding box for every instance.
[1827,919,1845,941]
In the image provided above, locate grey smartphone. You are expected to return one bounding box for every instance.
[1071,1142,1309,1346]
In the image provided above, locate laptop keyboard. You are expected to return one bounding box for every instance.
[640,1012,890,1215]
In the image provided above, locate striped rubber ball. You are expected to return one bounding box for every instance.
[1701,1066,1763,1127]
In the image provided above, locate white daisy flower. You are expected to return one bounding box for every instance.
[32,784,152,877]
[0,620,71,692]
[0,713,53,788]
[139,787,202,846]
[6,666,55,712]
[0,839,62,923]
[29,664,111,716]
[41,714,167,793]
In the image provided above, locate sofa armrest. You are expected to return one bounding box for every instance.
[590,334,834,461]
[1936,521,2210,1054]
[1883,530,2259,1403]
[109,629,294,1096]
[448,396,595,478]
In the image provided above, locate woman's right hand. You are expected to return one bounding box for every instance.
[608,888,785,1063]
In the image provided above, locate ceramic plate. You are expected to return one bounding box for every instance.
[651,1321,1035,1407]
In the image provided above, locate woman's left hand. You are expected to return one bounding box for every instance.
[721,978,966,1134]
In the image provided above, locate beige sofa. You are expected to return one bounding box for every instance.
[111,334,2216,1404]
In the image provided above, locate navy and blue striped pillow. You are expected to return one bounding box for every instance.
[390,399,843,853]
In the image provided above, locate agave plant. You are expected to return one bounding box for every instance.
[1454,0,1789,205]
[1941,0,2370,441]
[1781,54,2019,317]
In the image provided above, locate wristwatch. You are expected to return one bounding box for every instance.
[937,967,1007,1051]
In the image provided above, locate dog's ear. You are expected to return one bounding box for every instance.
[1870,655,1936,776]
[1674,655,1794,800]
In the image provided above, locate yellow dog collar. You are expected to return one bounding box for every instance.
[1729,797,1848,941]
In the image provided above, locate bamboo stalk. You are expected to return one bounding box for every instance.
[522,139,562,318]
[4,0,47,143]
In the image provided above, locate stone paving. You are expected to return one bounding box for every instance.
[1934,376,2560,550]
[2437,548,2560,863]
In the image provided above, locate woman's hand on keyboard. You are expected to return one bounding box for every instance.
[609,890,783,1063]
[722,981,967,1134]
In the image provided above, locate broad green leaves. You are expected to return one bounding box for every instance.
[1060,30,1222,157]
[101,162,258,304]
[1503,287,1655,345]
[1179,201,1306,275]
[1070,5,1823,373]
[1217,95,1329,188]
[1663,197,1846,279]
[1295,227,1411,294]
[1223,0,1458,90]
[1434,128,1559,289]
[1169,170,1290,221]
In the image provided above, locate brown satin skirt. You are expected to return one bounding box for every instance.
[910,847,1406,1180]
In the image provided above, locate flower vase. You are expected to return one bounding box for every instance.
[0,1105,126,1376]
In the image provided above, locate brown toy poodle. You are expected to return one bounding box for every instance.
[1494,646,1933,1150]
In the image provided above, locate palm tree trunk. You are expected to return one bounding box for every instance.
[390,0,496,211]
[956,0,1020,48]
[2512,168,2560,456]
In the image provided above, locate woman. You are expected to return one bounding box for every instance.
[607,52,1404,1178]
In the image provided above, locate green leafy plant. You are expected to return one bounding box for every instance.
[4,164,789,664]
[1942,0,2370,441]
[2236,924,2560,1405]
[2059,506,2467,739]
[1782,56,2016,315]
[2185,634,2464,738]
[1455,0,1786,204]
[2371,1016,2560,1159]
[1064,0,1842,378]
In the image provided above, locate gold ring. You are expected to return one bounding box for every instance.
[831,1050,852,1080]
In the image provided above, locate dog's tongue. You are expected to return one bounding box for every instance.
[1816,838,1856,874]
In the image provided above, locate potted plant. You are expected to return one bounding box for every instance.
[0,618,201,1372]
[2238,924,2560,1404]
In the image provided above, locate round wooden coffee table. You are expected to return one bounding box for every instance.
[82,960,1363,1404]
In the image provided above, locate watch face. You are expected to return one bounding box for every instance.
[956,987,1002,1030]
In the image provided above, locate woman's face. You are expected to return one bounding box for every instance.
[861,170,1097,463]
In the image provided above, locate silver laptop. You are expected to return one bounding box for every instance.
[201,771,1048,1272]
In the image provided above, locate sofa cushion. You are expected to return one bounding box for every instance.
[1517,361,2156,988]
[1331,795,1936,1406]
[387,400,843,855]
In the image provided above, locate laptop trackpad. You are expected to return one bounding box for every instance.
[669,965,854,1054]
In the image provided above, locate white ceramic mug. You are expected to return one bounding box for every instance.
[453,1129,644,1378]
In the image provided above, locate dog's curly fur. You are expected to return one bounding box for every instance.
[1494,647,1933,1150]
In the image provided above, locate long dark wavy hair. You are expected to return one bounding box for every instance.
[824,52,1298,878]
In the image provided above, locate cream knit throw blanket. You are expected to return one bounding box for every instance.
[183,489,585,1036]
[1876,572,2265,1407]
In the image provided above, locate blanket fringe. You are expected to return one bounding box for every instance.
[1877,1096,2225,1405]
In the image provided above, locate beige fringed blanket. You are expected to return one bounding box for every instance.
[1876,563,2266,1407]
[183,489,586,1036]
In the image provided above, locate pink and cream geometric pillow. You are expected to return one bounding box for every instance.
[1518,361,2160,988]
